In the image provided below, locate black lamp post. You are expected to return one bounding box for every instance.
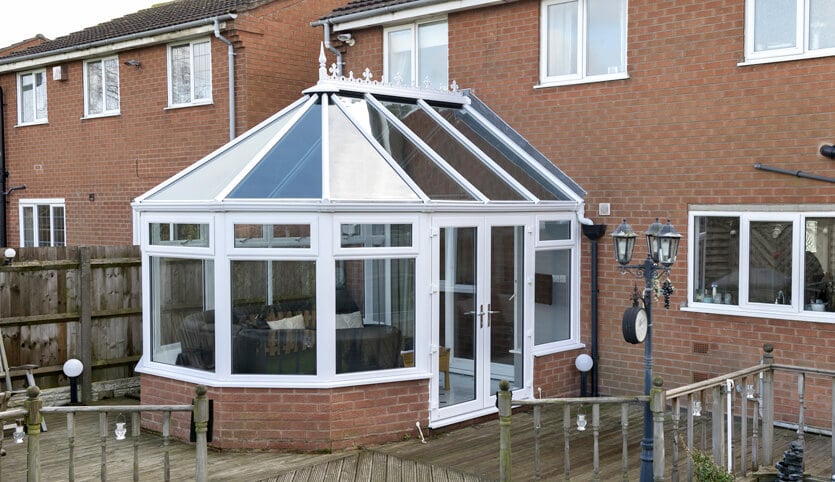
[612,218,681,482]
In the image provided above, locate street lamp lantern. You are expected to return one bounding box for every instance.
[612,219,637,265]
[612,217,679,482]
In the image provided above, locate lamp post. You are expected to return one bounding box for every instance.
[612,218,681,482]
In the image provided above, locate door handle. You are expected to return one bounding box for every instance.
[487,303,500,327]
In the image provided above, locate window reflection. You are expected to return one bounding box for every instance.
[693,216,739,305]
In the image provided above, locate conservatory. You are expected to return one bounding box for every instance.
[132,63,588,450]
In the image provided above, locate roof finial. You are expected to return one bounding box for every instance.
[318,42,327,80]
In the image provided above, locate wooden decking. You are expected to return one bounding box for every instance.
[1,398,832,481]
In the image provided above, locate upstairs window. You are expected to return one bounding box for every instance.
[539,0,627,87]
[384,19,448,90]
[84,57,120,117]
[17,70,47,125]
[20,199,65,247]
[168,39,212,107]
[745,0,835,62]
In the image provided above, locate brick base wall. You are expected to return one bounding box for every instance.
[140,374,429,451]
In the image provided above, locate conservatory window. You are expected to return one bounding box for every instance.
[335,257,415,373]
[340,223,412,248]
[151,257,215,370]
[150,223,209,247]
[534,249,572,345]
[234,223,311,248]
[690,212,834,316]
[230,260,317,375]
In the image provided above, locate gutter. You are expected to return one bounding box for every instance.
[315,0,518,29]
[310,20,343,77]
[0,13,238,69]
[213,18,236,141]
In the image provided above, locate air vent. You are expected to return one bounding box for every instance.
[598,203,611,216]
[693,342,709,354]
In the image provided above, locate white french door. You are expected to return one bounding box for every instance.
[431,216,530,424]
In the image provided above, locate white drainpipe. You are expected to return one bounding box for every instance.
[214,18,236,141]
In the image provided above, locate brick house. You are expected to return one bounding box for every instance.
[309,0,835,430]
[0,0,345,248]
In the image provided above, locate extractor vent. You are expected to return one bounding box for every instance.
[693,342,709,354]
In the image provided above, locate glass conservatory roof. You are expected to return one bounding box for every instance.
[136,69,585,207]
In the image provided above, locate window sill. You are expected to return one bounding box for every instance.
[681,303,834,324]
[165,100,214,110]
[531,341,586,357]
[15,120,48,128]
[535,72,629,89]
[81,112,121,120]
[738,49,835,67]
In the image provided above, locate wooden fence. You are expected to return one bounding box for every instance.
[0,246,142,404]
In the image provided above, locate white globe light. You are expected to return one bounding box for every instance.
[4,248,15,259]
[575,353,593,373]
[63,358,84,378]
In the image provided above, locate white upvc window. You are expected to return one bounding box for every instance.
[19,199,65,247]
[383,19,448,90]
[168,38,212,107]
[744,0,835,63]
[84,57,120,117]
[17,70,47,125]
[687,208,834,321]
[539,0,628,87]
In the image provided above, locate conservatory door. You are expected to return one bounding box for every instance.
[432,218,527,423]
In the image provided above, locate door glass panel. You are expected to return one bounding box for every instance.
[490,226,524,391]
[439,226,477,407]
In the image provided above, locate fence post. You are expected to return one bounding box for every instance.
[25,386,42,482]
[761,344,774,466]
[78,247,93,405]
[193,385,209,482]
[651,376,666,482]
[498,380,512,482]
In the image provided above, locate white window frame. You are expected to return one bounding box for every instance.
[685,207,835,322]
[19,198,65,247]
[167,38,213,107]
[17,69,48,125]
[743,0,835,64]
[538,0,629,88]
[383,18,448,89]
[83,56,121,117]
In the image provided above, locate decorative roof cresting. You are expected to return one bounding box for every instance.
[315,43,462,100]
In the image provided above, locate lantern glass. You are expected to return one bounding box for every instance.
[612,219,637,265]
[645,218,663,262]
[656,220,681,265]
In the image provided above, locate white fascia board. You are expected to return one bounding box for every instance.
[331,0,517,31]
[0,25,217,73]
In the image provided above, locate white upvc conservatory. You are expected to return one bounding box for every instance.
[133,64,587,446]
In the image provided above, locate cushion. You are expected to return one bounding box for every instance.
[335,311,363,329]
[267,314,305,330]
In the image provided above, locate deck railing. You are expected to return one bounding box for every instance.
[499,344,835,481]
[0,385,209,482]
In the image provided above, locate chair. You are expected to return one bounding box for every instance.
[0,331,46,432]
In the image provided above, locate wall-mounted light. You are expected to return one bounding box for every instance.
[124,59,142,68]
[4,248,16,265]
[821,144,835,159]
[336,33,355,46]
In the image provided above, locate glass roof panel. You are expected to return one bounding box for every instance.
[379,99,525,201]
[336,95,474,201]
[147,102,304,201]
[431,106,570,201]
[228,101,323,199]
[328,101,419,201]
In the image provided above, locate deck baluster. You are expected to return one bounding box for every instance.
[621,403,629,482]
[751,385,760,471]
[99,412,107,481]
[533,405,541,481]
[163,411,171,481]
[132,412,140,481]
[563,404,570,481]
[741,376,749,477]
[671,397,680,482]
[712,385,724,467]
[25,386,42,482]
[686,394,695,482]
[592,403,600,481]
[831,377,835,479]
[797,372,805,473]
[68,412,76,481]
[761,344,774,466]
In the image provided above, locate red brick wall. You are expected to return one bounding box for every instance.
[0,0,345,247]
[340,0,835,425]
[140,374,429,451]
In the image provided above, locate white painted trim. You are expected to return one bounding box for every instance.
[330,0,516,31]
[83,56,121,118]
[0,25,218,74]
[167,37,213,108]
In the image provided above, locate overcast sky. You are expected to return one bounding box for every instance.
[1,1,161,49]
